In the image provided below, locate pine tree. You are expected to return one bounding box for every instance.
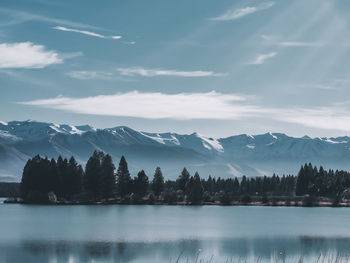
[116,156,132,197]
[296,164,308,196]
[20,155,52,202]
[100,154,116,198]
[239,176,248,195]
[186,172,204,204]
[57,156,68,197]
[48,158,59,194]
[62,156,82,199]
[84,151,102,199]
[176,167,190,192]
[152,167,164,196]
[133,170,149,197]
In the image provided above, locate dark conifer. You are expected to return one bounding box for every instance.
[116,156,132,197]
[100,154,116,198]
[133,170,149,197]
[186,172,203,204]
[84,151,102,199]
[176,168,190,192]
[152,167,164,196]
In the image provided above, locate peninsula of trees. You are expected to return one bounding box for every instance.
[15,151,350,206]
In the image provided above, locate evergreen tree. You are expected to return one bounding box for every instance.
[20,155,52,202]
[57,156,68,197]
[116,156,132,197]
[176,167,190,192]
[239,176,248,194]
[133,170,149,197]
[152,167,164,196]
[63,156,83,199]
[296,164,309,196]
[48,158,59,194]
[84,151,102,199]
[186,172,204,204]
[100,154,116,198]
[232,177,240,195]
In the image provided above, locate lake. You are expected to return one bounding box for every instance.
[1,199,350,263]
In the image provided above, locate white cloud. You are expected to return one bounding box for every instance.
[0,42,62,69]
[19,91,253,120]
[298,84,336,90]
[248,52,277,65]
[277,41,322,47]
[274,107,350,132]
[53,26,121,39]
[260,35,323,47]
[123,41,136,45]
[0,8,100,30]
[19,91,350,133]
[117,67,224,77]
[67,71,113,80]
[212,2,275,21]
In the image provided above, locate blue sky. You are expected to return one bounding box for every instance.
[1,0,350,137]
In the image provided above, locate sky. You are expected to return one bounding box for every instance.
[1,0,350,137]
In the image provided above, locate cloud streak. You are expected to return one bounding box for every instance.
[117,67,224,77]
[0,8,100,30]
[212,2,275,21]
[67,71,113,80]
[260,35,323,47]
[53,26,122,39]
[0,42,62,69]
[19,91,350,132]
[277,41,322,47]
[248,52,277,65]
[19,91,252,120]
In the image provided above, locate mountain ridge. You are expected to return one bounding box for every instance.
[1,120,350,182]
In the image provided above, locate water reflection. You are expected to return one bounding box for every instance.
[2,237,350,263]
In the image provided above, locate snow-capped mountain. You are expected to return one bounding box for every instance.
[1,120,350,182]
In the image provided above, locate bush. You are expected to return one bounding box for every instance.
[25,190,47,203]
[148,193,155,204]
[262,195,268,204]
[240,195,251,204]
[302,195,316,207]
[220,192,232,205]
[163,191,177,205]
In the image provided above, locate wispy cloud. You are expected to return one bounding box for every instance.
[277,41,322,47]
[19,91,250,120]
[19,91,350,132]
[0,69,54,87]
[248,52,277,65]
[117,67,225,77]
[53,26,122,39]
[67,71,113,80]
[0,42,62,69]
[0,8,99,30]
[297,84,336,90]
[260,35,323,47]
[212,2,275,21]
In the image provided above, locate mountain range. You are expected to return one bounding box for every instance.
[1,120,350,182]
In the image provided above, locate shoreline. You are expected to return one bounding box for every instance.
[4,198,350,207]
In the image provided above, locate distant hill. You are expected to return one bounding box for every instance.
[1,120,350,182]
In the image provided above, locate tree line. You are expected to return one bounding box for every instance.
[19,151,350,204]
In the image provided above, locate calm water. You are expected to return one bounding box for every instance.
[1,199,350,263]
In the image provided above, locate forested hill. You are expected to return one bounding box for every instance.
[17,152,350,206]
[2,120,350,181]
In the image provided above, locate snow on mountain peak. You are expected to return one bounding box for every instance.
[267,132,278,140]
[0,121,8,126]
[194,132,224,152]
[49,124,92,135]
[140,132,181,146]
